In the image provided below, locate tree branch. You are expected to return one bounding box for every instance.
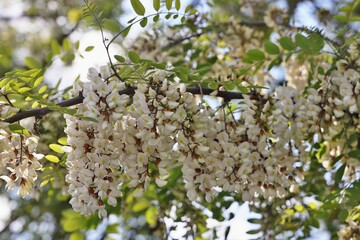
[2,86,245,124]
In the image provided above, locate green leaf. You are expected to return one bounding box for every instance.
[122,26,131,38]
[309,218,320,228]
[102,18,120,32]
[264,40,280,55]
[25,56,41,69]
[114,55,125,63]
[246,229,261,235]
[334,15,347,23]
[140,17,148,28]
[185,4,192,13]
[309,34,324,53]
[153,0,160,11]
[145,206,159,228]
[188,9,197,15]
[131,0,145,16]
[335,164,346,184]
[153,15,160,22]
[63,38,72,52]
[176,71,188,82]
[49,144,65,154]
[166,0,172,10]
[278,36,296,51]
[45,155,60,163]
[246,49,265,61]
[51,40,61,55]
[128,51,140,63]
[348,150,360,160]
[347,187,360,200]
[347,133,358,146]
[247,218,261,224]
[338,209,348,222]
[175,0,181,10]
[295,33,310,50]
[238,86,249,93]
[85,46,94,52]
[331,154,343,166]
[127,17,137,24]
[9,123,25,132]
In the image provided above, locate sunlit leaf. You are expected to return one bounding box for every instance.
[145,206,158,228]
[49,144,65,154]
[34,76,44,88]
[45,155,60,163]
[58,137,68,145]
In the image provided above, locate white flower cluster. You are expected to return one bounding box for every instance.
[65,66,129,218]
[0,126,43,197]
[320,67,360,179]
[117,72,186,196]
[337,220,360,240]
[64,64,360,217]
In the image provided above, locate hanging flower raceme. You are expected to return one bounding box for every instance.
[65,66,128,218]
[0,125,43,198]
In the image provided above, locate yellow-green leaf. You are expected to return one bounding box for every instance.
[38,85,47,94]
[40,179,50,187]
[69,231,85,240]
[45,155,60,163]
[131,0,146,16]
[18,87,32,93]
[34,76,44,87]
[63,38,72,52]
[145,206,159,228]
[58,137,68,145]
[51,40,61,55]
[133,200,150,212]
[25,56,41,69]
[32,101,39,108]
[49,144,65,154]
